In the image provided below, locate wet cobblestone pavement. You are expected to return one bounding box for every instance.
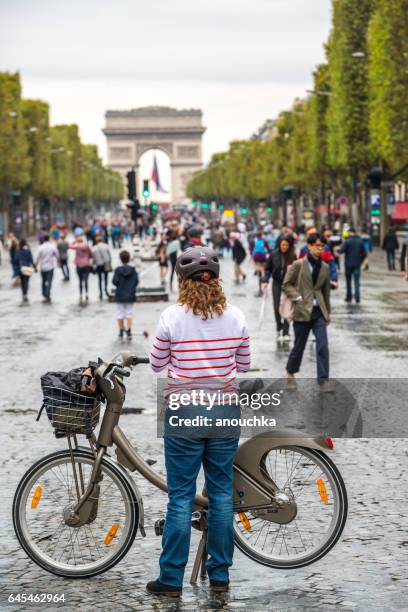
[0,243,407,611]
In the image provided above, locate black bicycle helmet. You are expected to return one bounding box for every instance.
[175,246,220,281]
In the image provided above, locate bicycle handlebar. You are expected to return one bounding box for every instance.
[107,351,149,368]
[132,356,149,365]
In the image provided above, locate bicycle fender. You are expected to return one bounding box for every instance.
[233,430,332,513]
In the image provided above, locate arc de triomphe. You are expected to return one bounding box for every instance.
[103,106,205,203]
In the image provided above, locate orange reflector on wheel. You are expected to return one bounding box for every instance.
[317,479,329,504]
[31,485,43,509]
[104,523,120,545]
[238,512,252,532]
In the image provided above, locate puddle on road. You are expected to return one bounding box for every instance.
[359,335,408,352]
[333,289,408,352]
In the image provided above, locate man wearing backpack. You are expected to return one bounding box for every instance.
[339,228,366,303]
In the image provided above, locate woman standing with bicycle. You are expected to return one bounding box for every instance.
[148,246,251,597]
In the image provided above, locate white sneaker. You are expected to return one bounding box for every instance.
[277,331,284,343]
[282,334,290,342]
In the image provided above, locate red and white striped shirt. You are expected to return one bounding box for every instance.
[150,303,251,392]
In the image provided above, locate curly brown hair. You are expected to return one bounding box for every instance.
[178,277,227,320]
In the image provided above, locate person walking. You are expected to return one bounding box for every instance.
[93,235,112,299]
[7,233,20,285]
[156,233,169,287]
[57,234,70,281]
[35,234,59,303]
[70,233,93,304]
[110,222,122,249]
[252,231,270,296]
[262,233,296,342]
[147,246,250,597]
[165,231,180,291]
[15,239,35,303]
[211,225,225,256]
[231,232,247,283]
[112,250,139,338]
[382,228,399,272]
[283,233,332,391]
[339,228,366,303]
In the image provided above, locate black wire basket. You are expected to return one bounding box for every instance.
[42,386,100,435]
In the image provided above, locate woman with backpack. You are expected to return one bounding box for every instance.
[262,233,296,342]
[147,246,251,597]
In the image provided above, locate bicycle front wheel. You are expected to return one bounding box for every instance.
[13,449,139,578]
[234,446,348,569]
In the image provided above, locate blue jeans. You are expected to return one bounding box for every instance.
[41,269,54,299]
[345,266,361,302]
[159,434,239,587]
[386,250,396,271]
[286,306,329,382]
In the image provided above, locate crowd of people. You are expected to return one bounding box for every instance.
[1,209,408,358]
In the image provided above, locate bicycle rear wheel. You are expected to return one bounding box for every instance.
[234,446,347,569]
[13,449,139,578]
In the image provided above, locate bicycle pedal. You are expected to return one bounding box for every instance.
[154,518,165,536]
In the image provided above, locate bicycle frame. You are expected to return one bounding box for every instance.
[69,351,334,529]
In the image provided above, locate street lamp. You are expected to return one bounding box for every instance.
[351,51,365,58]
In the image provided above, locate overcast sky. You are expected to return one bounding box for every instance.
[0,0,332,163]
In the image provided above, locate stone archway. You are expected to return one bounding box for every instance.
[103,106,205,203]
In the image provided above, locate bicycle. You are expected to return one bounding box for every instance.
[13,350,348,580]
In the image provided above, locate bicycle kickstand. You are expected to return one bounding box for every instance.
[190,528,208,585]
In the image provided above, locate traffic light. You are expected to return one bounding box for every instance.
[127,199,140,221]
[266,207,273,213]
[201,203,209,209]
[151,203,158,211]
[218,202,224,210]
[370,194,381,216]
[241,208,248,215]
[142,179,150,198]
[367,167,382,190]
[126,170,136,201]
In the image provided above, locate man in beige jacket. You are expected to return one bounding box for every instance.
[282,232,332,392]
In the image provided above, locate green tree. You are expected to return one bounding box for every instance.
[0,72,30,221]
[327,0,373,194]
[368,0,408,176]
[21,99,51,198]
